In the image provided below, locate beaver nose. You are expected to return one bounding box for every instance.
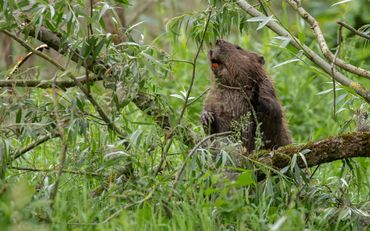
[215,39,224,46]
[209,49,213,57]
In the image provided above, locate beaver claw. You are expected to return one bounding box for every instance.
[201,111,214,126]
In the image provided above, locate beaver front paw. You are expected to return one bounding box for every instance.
[201,111,215,126]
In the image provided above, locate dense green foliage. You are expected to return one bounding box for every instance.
[0,0,369,230]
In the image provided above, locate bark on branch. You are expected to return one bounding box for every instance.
[235,0,370,104]
[337,21,370,41]
[253,132,370,179]
[172,131,369,193]
[0,76,95,88]
[285,0,370,79]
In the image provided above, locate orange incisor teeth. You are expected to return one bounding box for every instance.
[212,63,220,68]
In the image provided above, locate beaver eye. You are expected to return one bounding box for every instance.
[236,46,242,50]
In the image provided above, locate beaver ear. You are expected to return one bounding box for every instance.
[258,56,265,65]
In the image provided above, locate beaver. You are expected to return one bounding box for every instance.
[201,39,292,153]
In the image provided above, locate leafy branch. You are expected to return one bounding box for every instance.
[2,30,127,140]
[7,24,171,130]
[285,0,370,79]
[154,8,213,175]
[235,0,370,104]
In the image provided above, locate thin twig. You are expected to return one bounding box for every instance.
[7,44,49,78]
[285,0,370,79]
[337,21,370,40]
[153,8,213,176]
[186,87,210,107]
[89,0,94,36]
[256,0,268,16]
[296,164,320,197]
[50,76,69,208]
[330,25,343,120]
[252,0,271,8]
[85,0,94,94]
[0,75,101,88]
[10,166,102,177]
[235,0,370,104]
[11,133,59,163]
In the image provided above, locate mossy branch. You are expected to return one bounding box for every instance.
[253,132,370,180]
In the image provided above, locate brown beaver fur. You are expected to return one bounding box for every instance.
[202,39,291,153]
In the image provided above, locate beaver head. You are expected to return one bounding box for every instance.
[208,39,266,87]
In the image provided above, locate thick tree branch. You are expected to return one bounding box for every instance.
[235,0,370,104]
[254,132,370,178]
[285,0,370,79]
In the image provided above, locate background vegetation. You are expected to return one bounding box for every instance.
[0,0,369,230]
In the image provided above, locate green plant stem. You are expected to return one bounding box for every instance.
[153,8,213,176]
[50,79,69,208]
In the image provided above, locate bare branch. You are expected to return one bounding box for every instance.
[11,133,59,162]
[7,44,49,77]
[235,0,370,104]
[0,75,99,88]
[10,166,102,177]
[337,21,370,40]
[285,0,370,79]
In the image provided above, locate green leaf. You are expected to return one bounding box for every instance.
[113,0,129,5]
[0,141,9,180]
[247,15,275,31]
[236,170,255,186]
[16,109,22,123]
[273,58,300,68]
[331,0,352,7]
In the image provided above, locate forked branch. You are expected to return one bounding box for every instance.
[285,0,370,79]
[235,0,370,104]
